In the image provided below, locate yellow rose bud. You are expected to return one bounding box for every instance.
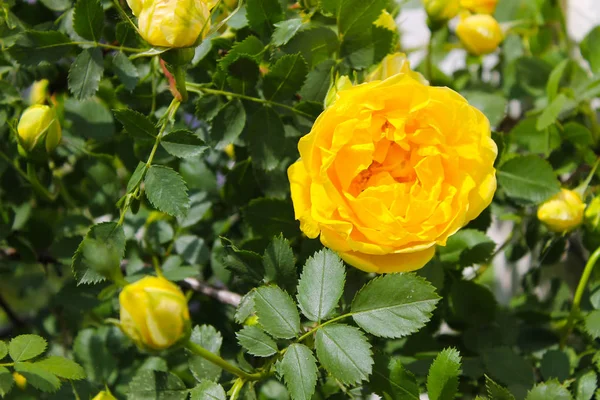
[130,0,214,48]
[456,14,503,55]
[537,189,585,233]
[324,75,353,108]
[460,0,497,14]
[224,143,235,159]
[17,105,62,154]
[13,372,26,390]
[92,390,117,400]
[365,52,428,85]
[422,0,460,21]
[119,276,190,350]
[374,10,396,32]
[29,79,49,105]
[288,72,497,273]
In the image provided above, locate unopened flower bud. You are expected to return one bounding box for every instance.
[13,372,26,390]
[422,0,460,22]
[365,52,428,84]
[17,105,62,154]
[29,79,49,105]
[324,75,353,108]
[537,189,585,233]
[460,0,497,14]
[92,390,117,400]
[456,13,503,55]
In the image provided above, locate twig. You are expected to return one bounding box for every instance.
[183,278,242,307]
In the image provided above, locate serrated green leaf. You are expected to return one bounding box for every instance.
[246,0,283,37]
[210,99,246,149]
[525,380,573,400]
[581,26,600,75]
[72,222,126,284]
[0,341,7,360]
[68,48,104,100]
[351,273,440,338]
[439,229,496,267]
[283,27,339,68]
[188,325,223,382]
[427,348,462,400]
[546,59,569,102]
[486,375,515,400]
[326,0,386,34]
[585,310,600,339]
[280,344,318,400]
[34,356,86,380]
[297,249,345,322]
[112,52,139,91]
[254,286,300,339]
[127,162,146,193]
[0,367,13,397]
[243,198,297,239]
[40,0,72,11]
[562,122,594,146]
[145,165,190,218]
[576,370,596,400]
[246,107,287,171]
[190,380,226,400]
[371,355,419,400]
[536,93,569,130]
[482,347,534,387]
[449,280,497,326]
[222,239,264,283]
[235,292,256,324]
[497,155,560,204]
[299,60,335,104]
[461,91,508,128]
[263,235,296,293]
[341,26,394,69]
[272,19,304,46]
[14,362,61,393]
[9,335,47,362]
[73,328,116,383]
[114,108,157,138]
[236,326,278,357]
[161,130,207,158]
[128,370,188,400]
[315,323,373,385]
[73,0,103,41]
[263,54,308,101]
[9,31,74,65]
[540,350,570,381]
[219,36,264,71]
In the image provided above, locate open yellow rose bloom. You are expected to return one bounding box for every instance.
[288,70,497,273]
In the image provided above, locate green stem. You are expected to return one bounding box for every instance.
[228,378,245,400]
[27,163,57,202]
[185,84,314,118]
[72,41,143,53]
[560,246,600,349]
[0,363,13,367]
[111,0,140,34]
[185,341,262,381]
[0,149,29,181]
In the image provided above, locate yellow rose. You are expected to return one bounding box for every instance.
[92,390,117,400]
[29,79,49,105]
[12,372,26,390]
[129,0,215,48]
[365,53,428,85]
[456,14,503,55]
[119,276,190,350]
[288,72,497,273]
[17,105,62,154]
[460,0,497,14]
[537,189,585,233]
[422,0,460,21]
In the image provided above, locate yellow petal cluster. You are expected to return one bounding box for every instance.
[422,0,460,21]
[17,105,62,154]
[460,0,497,14]
[288,72,497,273]
[537,189,585,233]
[119,276,190,350]
[456,14,503,55]
[127,0,215,48]
[92,391,117,400]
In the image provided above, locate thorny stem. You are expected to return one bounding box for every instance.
[185,341,263,381]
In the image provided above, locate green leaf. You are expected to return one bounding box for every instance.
[371,355,419,400]
[68,48,104,100]
[439,229,496,267]
[222,239,264,283]
[246,0,283,37]
[243,197,297,239]
[73,0,103,41]
[161,130,208,158]
[584,310,600,339]
[246,107,287,171]
[449,280,497,326]
[9,335,47,362]
[210,99,246,149]
[34,356,86,380]
[9,31,74,65]
[426,348,462,400]
[562,122,594,146]
[341,26,394,69]
[73,328,116,383]
[263,54,308,101]
[575,370,596,400]
[145,165,190,218]
[263,235,297,294]
[300,60,335,104]
[327,0,386,35]
[510,116,561,156]
[72,222,126,284]
[236,326,278,357]
[315,323,373,385]
[540,350,570,381]
[351,273,440,338]
[188,325,223,382]
[461,91,508,128]
[190,381,226,400]
[127,162,146,193]
[14,362,61,393]
[280,344,318,400]
[525,380,573,400]
[128,371,188,400]
[272,18,305,46]
[497,155,561,204]
[486,375,515,400]
[114,108,157,139]
[219,36,264,71]
[0,341,7,360]
[536,93,569,130]
[112,52,139,91]
[283,27,339,69]
[0,367,13,397]
[546,59,569,102]
[581,26,600,75]
[482,347,534,387]
[253,285,300,339]
[297,249,345,322]
[40,0,72,11]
